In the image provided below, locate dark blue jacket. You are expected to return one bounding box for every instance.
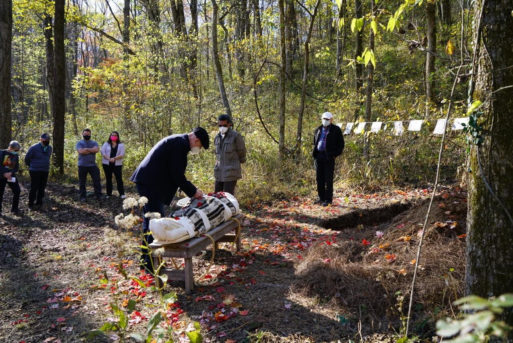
[1,150,19,177]
[25,143,53,172]
[130,134,196,205]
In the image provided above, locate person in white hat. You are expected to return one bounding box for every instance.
[312,112,344,206]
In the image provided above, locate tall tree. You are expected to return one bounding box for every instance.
[278,0,287,157]
[252,0,262,37]
[363,0,375,159]
[53,0,66,174]
[0,0,12,147]
[295,0,321,158]
[234,0,249,78]
[354,0,363,120]
[211,0,231,117]
[466,0,513,325]
[285,0,299,76]
[335,0,347,76]
[424,0,436,117]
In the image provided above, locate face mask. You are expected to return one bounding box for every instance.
[83,135,91,140]
[42,140,50,146]
[322,119,331,127]
[219,126,228,134]
[110,136,118,142]
[190,146,201,155]
[11,151,19,155]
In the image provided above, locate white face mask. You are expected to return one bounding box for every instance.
[322,119,331,127]
[219,126,228,134]
[190,146,201,155]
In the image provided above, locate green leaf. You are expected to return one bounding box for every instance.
[436,319,462,337]
[455,295,489,311]
[387,17,396,31]
[335,0,343,10]
[158,273,169,285]
[466,100,482,116]
[351,18,357,32]
[147,311,163,336]
[357,18,364,31]
[491,293,513,308]
[99,322,115,332]
[187,331,203,343]
[338,18,345,30]
[163,292,177,304]
[371,20,378,35]
[87,330,108,340]
[127,299,137,314]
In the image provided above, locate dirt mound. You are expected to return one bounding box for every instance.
[293,188,467,325]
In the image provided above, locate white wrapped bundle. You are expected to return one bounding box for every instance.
[150,192,240,244]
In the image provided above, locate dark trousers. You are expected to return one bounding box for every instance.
[29,171,49,206]
[136,183,165,272]
[315,155,335,202]
[78,166,102,198]
[214,180,237,195]
[0,177,20,212]
[102,164,124,196]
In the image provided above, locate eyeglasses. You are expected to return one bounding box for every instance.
[219,124,229,127]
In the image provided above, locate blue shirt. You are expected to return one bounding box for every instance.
[76,139,99,167]
[317,126,329,151]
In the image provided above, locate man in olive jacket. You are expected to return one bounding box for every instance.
[214,114,247,195]
[312,112,344,206]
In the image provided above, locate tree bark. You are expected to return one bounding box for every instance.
[295,0,321,158]
[211,0,231,117]
[252,0,262,37]
[466,0,513,326]
[354,0,363,121]
[425,0,436,117]
[53,0,66,174]
[0,0,12,148]
[439,0,451,26]
[278,0,286,157]
[363,0,375,160]
[285,0,299,76]
[170,0,187,35]
[44,14,56,129]
[234,0,248,78]
[335,0,347,76]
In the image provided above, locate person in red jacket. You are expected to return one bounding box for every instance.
[312,112,344,206]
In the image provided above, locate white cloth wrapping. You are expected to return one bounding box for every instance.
[149,193,240,244]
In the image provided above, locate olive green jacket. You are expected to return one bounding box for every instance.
[214,129,247,182]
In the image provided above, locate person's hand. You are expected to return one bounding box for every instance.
[109,158,115,163]
[193,189,204,199]
[3,172,12,179]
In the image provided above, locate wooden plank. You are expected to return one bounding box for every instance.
[184,258,194,293]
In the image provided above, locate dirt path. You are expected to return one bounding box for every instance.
[0,181,466,342]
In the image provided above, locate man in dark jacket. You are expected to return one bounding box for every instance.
[0,141,22,215]
[130,127,209,271]
[312,112,344,206]
[25,133,52,210]
[214,114,246,195]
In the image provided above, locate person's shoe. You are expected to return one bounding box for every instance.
[80,196,86,202]
[322,201,332,207]
[314,199,324,205]
[11,209,23,216]
[105,194,111,198]
[120,194,126,199]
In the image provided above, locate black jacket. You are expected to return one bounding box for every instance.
[130,134,197,205]
[312,124,344,159]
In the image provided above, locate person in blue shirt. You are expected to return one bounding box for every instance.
[76,128,102,202]
[25,133,53,210]
[312,112,344,206]
[0,141,21,215]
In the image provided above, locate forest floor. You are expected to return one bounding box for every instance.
[0,179,467,343]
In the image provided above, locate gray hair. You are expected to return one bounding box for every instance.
[9,140,21,150]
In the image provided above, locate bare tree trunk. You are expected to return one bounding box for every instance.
[285,0,299,76]
[439,0,451,26]
[253,0,262,37]
[363,0,375,160]
[278,0,286,157]
[466,0,513,326]
[235,0,248,78]
[425,0,436,117]
[211,0,231,117]
[0,0,12,148]
[69,0,79,135]
[123,0,130,56]
[140,0,166,75]
[53,0,66,174]
[354,0,363,121]
[295,0,321,159]
[44,15,56,124]
[335,0,347,76]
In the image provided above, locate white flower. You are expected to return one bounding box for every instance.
[376,231,384,239]
[114,213,124,226]
[138,196,149,207]
[122,197,138,210]
[144,212,161,219]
